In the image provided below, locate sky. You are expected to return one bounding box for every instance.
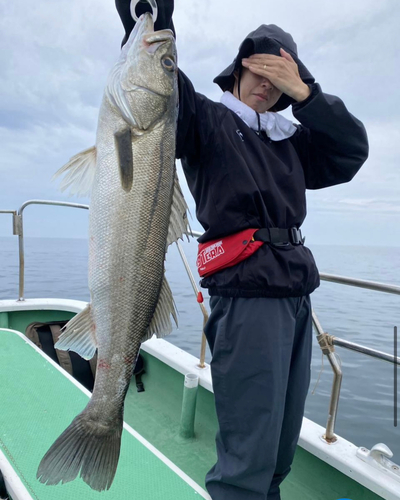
[0,0,399,246]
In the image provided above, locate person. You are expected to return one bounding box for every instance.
[116,1,369,499]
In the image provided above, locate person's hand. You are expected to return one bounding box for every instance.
[242,48,311,102]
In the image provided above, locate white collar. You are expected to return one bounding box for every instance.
[220,91,296,141]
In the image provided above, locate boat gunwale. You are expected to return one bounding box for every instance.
[0,448,34,500]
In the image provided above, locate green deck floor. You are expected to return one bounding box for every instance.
[0,309,386,500]
[0,328,208,499]
[126,350,385,500]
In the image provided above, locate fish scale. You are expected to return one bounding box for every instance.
[37,12,189,491]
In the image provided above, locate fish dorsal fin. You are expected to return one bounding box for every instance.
[142,274,178,342]
[166,170,192,248]
[53,146,97,197]
[54,304,97,360]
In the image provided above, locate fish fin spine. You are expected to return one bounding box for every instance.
[53,146,97,197]
[55,303,97,360]
[166,169,192,248]
[37,409,122,491]
[142,274,177,341]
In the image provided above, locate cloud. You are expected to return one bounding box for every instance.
[175,0,400,121]
[301,111,400,223]
[0,1,122,132]
[0,0,399,245]
[0,122,93,208]
[338,198,400,213]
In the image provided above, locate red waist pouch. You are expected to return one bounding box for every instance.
[196,228,264,278]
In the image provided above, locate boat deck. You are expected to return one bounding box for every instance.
[0,305,389,500]
[0,328,210,499]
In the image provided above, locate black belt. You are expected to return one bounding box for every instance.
[253,227,305,246]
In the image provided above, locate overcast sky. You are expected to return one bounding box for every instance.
[0,0,399,247]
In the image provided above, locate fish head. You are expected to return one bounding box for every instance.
[108,13,178,131]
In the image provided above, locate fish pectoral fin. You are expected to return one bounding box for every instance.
[166,169,192,248]
[52,146,97,197]
[114,128,134,192]
[142,275,178,342]
[54,303,97,360]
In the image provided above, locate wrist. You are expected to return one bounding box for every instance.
[293,84,311,103]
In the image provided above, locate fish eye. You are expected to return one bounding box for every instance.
[162,57,175,71]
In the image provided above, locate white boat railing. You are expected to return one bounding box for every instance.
[1,200,399,445]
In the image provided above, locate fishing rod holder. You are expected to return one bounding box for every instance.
[179,373,199,440]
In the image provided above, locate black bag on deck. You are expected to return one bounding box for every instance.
[25,321,146,393]
[25,321,97,392]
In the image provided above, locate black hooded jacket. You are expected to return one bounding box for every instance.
[116,0,369,298]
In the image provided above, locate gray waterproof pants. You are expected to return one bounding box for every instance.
[204,295,313,500]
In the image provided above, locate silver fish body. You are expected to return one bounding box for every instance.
[37,13,188,491]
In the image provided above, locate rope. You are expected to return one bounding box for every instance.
[311,350,324,396]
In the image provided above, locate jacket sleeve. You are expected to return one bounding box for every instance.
[289,83,369,190]
[175,71,217,164]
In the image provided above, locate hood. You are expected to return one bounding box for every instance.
[213,24,314,111]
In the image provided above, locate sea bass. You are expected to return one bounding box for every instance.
[37,12,189,491]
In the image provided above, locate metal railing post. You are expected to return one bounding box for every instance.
[313,311,342,443]
[15,200,89,301]
[17,217,24,301]
[0,210,18,245]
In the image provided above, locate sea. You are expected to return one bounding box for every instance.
[1,236,399,461]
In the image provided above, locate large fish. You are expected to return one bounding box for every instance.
[37,12,189,491]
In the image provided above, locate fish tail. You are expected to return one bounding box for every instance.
[37,408,123,491]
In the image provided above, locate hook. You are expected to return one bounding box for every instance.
[130,0,158,23]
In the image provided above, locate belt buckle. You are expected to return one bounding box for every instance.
[290,227,302,245]
[273,241,290,247]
